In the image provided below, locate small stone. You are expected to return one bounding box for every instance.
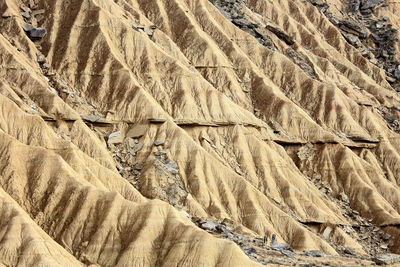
[383,233,391,240]
[132,143,143,153]
[244,247,257,255]
[339,193,349,203]
[370,58,378,65]
[81,114,101,122]
[305,250,324,257]
[380,244,388,250]
[200,220,218,232]
[344,227,352,233]
[322,226,332,240]
[21,11,30,19]
[270,234,290,251]
[165,160,178,173]
[29,27,46,38]
[154,140,165,146]
[180,210,190,218]
[37,52,46,64]
[344,247,356,256]
[221,230,234,239]
[20,6,30,13]
[143,27,153,36]
[49,87,58,95]
[281,250,295,258]
[108,131,123,145]
[126,138,135,148]
[22,22,34,32]
[384,113,397,123]
[343,33,360,46]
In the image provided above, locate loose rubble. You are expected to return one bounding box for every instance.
[308,0,400,91]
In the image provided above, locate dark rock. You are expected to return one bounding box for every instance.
[372,253,400,265]
[339,19,368,39]
[285,48,317,79]
[383,233,391,240]
[244,247,257,255]
[306,250,324,257]
[22,23,46,39]
[30,27,46,38]
[384,113,396,123]
[232,18,253,28]
[351,0,361,12]
[361,0,383,10]
[344,247,356,256]
[22,23,34,32]
[266,25,295,45]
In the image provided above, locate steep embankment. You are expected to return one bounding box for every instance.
[1,0,400,266]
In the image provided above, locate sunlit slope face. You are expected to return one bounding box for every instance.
[1,0,400,265]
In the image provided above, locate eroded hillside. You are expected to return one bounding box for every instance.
[1,0,400,266]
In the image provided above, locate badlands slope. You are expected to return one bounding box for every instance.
[1,0,400,266]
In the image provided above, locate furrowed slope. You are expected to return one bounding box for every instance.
[1,0,400,265]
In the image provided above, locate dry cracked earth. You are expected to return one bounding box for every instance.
[2,0,400,266]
